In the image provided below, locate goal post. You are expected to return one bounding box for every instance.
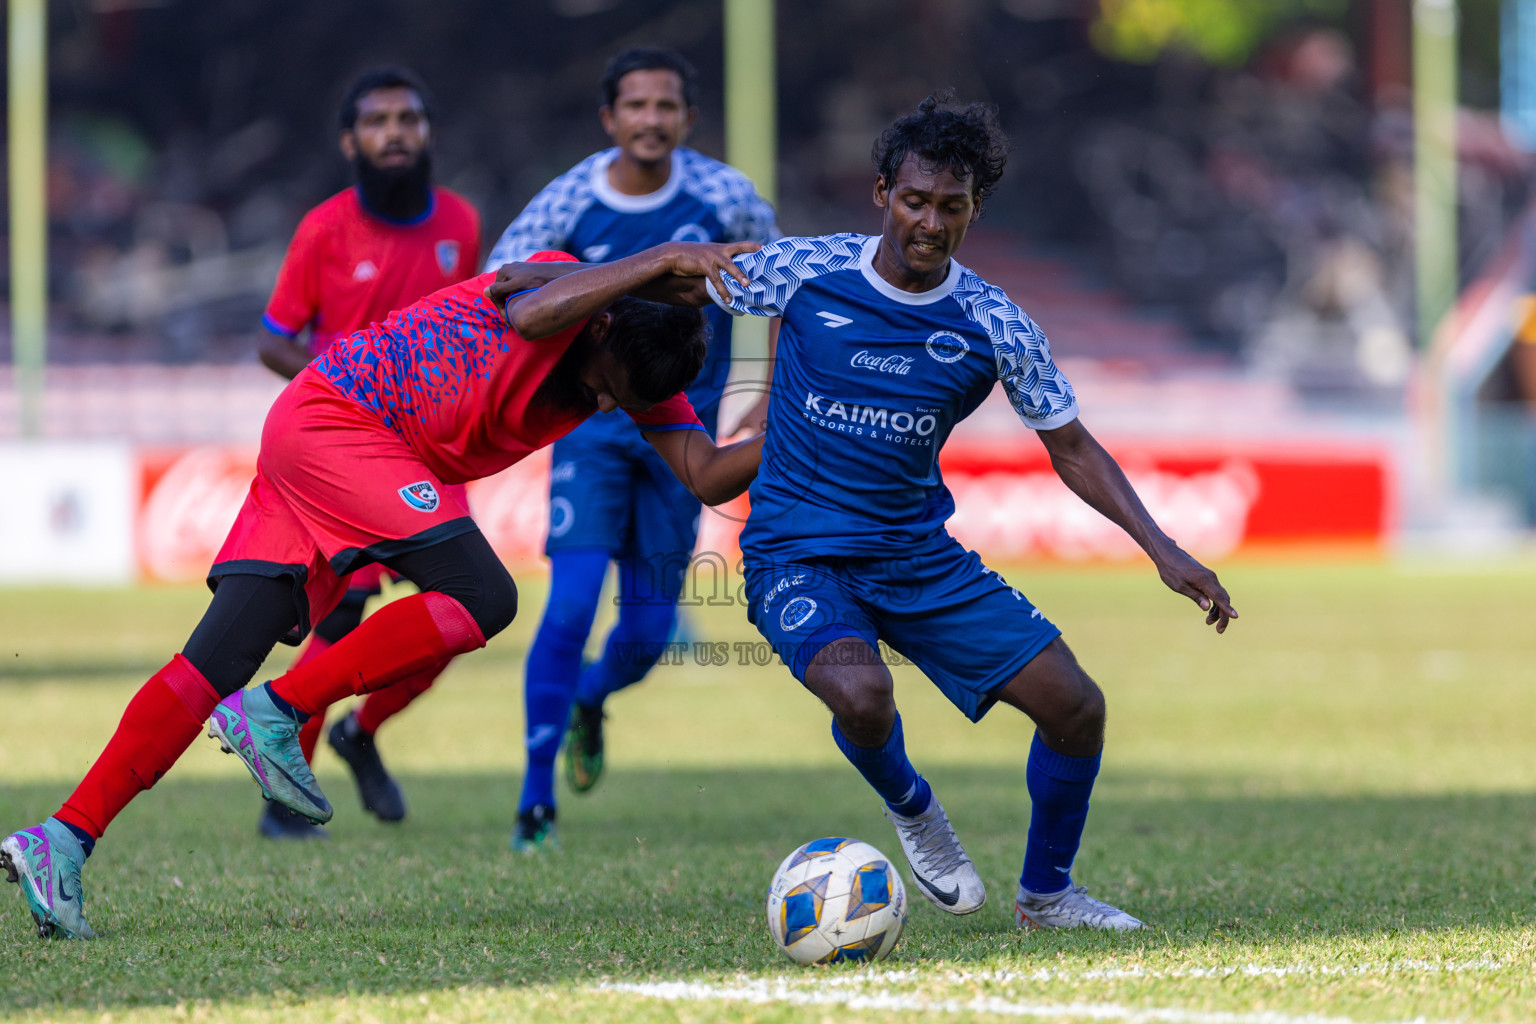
[723,0,775,369]
[1414,0,1458,350]
[9,0,47,437]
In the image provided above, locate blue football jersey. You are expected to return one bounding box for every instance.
[485,146,779,433]
[707,233,1079,560]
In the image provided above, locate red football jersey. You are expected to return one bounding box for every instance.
[263,186,482,356]
[309,256,705,484]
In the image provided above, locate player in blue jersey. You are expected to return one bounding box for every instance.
[484,48,779,850]
[483,97,1236,928]
[701,97,1237,930]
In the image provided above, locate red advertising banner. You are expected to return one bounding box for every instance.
[133,438,1391,582]
[941,439,1391,560]
[137,446,259,582]
[136,446,558,583]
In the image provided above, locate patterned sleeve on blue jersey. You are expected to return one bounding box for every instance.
[705,233,868,317]
[676,149,781,244]
[482,153,604,271]
[954,270,1080,430]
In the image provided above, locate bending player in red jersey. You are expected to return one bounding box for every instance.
[257,67,482,838]
[0,240,762,940]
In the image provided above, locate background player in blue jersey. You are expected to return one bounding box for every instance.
[484,48,779,850]
[701,96,1238,930]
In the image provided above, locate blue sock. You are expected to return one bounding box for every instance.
[574,588,678,709]
[831,714,932,817]
[1020,734,1100,895]
[261,681,306,723]
[520,675,571,813]
[518,550,607,813]
[52,818,95,858]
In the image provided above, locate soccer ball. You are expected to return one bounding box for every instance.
[766,837,906,965]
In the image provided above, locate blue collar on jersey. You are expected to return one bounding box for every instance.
[355,186,437,227]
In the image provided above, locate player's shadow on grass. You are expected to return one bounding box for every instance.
[0,645,534,685]
[1,767,1532,1012]
[0,658,174,682]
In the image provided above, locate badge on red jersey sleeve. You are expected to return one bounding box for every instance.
[436,240,461,276]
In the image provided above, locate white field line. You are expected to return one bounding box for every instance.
[599,979,1462,1024]
[813,961,1508,986]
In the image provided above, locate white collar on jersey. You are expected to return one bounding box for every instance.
[858,235,966,305]
[589,148,684,213]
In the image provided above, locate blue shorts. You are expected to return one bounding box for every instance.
[545,414,702,571]
[743,532,1061,722]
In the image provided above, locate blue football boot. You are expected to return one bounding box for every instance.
[209,685,333,824]
[1,819,98,939]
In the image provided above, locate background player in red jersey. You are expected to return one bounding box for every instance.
[255,67,482,839]
[0,241,763,941]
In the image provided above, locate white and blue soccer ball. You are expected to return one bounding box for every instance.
[766,837,906,965]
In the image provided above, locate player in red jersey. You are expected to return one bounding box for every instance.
[0,240,762,940]
[256,67,482,839]
[260,67,480,372]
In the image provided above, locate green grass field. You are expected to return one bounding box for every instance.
[1,559,1534,1023]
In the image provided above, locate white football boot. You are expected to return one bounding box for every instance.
[882,796,986,914]
[1014,882,1145,931]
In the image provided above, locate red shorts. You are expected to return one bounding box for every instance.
[210,369,476,638]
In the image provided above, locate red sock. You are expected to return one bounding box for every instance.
[354,656,449,735]
[55,655,220,839]
[270,592,482,717]
[298,710,325,763]
[290,634,334,763]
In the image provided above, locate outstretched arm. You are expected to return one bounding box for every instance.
[495,241,759,339]
[485,260,713,323]
[1036,418,1238,632]
[643,428,764,507]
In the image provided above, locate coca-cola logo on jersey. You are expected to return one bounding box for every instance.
[850,350,914,375]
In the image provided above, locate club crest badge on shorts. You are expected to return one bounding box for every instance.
[399,481,440,512]
[780,596,819,631]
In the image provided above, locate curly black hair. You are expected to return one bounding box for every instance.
[604,297,707,405]
[534,298,706,413]
[871,93,1009,209]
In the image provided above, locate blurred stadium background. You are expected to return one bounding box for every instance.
[0,0,1533,581]
[7,8,1536,1019]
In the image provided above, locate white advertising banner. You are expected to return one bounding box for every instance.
[0,443,135,583]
